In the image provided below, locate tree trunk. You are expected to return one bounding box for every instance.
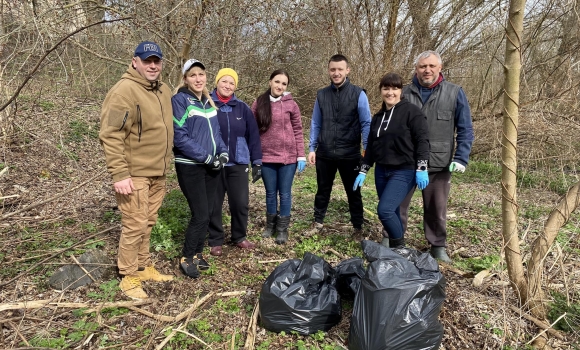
[527,181,580,318]
[501,0,527,303]
[383,0,401,71]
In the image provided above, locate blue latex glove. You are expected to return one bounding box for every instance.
[353,173,366,191]
[416,171,429,190]
[297,160,306,173]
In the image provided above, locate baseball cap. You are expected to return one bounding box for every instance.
[134,41,163,60]
[182,59,206,75]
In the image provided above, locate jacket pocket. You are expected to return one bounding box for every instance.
[236,137,250,164]
[429,141,452,168]
[437,111,453,121]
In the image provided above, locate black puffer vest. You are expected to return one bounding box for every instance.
[316,78,363,159]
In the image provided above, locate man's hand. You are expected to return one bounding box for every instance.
[308,152,316,165]
[114,178,135,195]
[449,162,466,173]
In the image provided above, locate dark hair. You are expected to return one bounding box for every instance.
[379,73,404,110]
[379,73,403,89]
[255,69,290,133]
[329,54,349,65]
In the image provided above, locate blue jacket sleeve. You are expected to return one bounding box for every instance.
[453,88,474,166]
[172,94,213,164]
[243,103,263,165]
[357,91,372,150]
[309,98,322,152]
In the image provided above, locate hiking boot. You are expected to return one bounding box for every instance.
[352,227,363,242]
[236,240,256,249]
[305,222,324,236]
[196,253,210,271]
[210,246,223,256]
[275,215,291,245]
[431,246,452,263]
[262,213,277,238]
[180,257,200,279]
[136,265,174,282]
[119,275,148,300]
[380,237,390,248]
[389,237,406,249]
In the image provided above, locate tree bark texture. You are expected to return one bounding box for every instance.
[527,181,580,318]
[501,0,528,303]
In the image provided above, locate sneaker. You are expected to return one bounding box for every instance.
[305,222,324,236]
[196,253,210,271]
[136,265,174,282]
[180,257,200,278]
[119,275,148,300]
[430,246,452,263]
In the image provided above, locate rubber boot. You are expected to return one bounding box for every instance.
[275,215,291,245]
[389,237,405,249]
[262,213,277,238]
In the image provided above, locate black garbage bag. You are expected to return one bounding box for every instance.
[259,252,341,334]
[348,240,446,350]
[334,257,365,300]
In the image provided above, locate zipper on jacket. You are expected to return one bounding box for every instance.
[118,111,129,131]
[154,90,169,175]
[205,100,217,155]
[137,104,142,142]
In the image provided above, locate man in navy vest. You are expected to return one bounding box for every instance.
[400,50,475,263]
[307,54,372,240]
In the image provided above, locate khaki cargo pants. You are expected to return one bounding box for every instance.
[115,176,166,276]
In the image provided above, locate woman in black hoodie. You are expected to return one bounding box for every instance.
[353,73,430,248]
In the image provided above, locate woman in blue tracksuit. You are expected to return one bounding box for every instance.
[207,68,263,256]
[172,59,229,278]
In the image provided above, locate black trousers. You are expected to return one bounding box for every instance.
[313,156,364,229]
[399,171,452,247]
[208,164,250,246]
[176,163,220,258]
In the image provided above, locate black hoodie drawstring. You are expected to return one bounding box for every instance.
[137,104,142,142]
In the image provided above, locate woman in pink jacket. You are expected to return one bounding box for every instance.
[251,69,306,244]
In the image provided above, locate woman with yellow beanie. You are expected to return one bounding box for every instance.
[207,68,263,256]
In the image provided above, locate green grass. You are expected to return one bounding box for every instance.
[151,189,190,258]
[548,291,580,333]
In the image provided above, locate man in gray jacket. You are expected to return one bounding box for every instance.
[400,50,474,263]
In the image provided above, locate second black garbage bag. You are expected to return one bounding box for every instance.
[348,240,446,350]
[259,252,341,335]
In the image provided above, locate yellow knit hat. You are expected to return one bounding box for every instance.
[215,68,239,88]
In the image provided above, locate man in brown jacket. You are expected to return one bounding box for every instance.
[99,41,174,299]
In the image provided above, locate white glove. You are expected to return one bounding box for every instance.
[449,162,466,173]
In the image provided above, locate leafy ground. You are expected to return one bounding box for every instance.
[0,89,579,349]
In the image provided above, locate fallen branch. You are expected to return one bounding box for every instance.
[8,321,30,346]
[0,226,117,289]
[71,255,97,282]
[155,295,200,350]
[327,248,347,260]
[258,259,286,264]
[439,262,469,276]
[526,312,567,345]
[175,329,211,348]
[1,169,107,220]
[509,305,565,340]
[0,194,18,200]
[0,298,153,312]
[244,300,259,350]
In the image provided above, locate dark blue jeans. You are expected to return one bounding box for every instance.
[374,165,415,239]
[261,163,297,216]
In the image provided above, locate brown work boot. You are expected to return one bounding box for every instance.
[236,239,256,249]
[119,275,148,300]
[136,265,174,282]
